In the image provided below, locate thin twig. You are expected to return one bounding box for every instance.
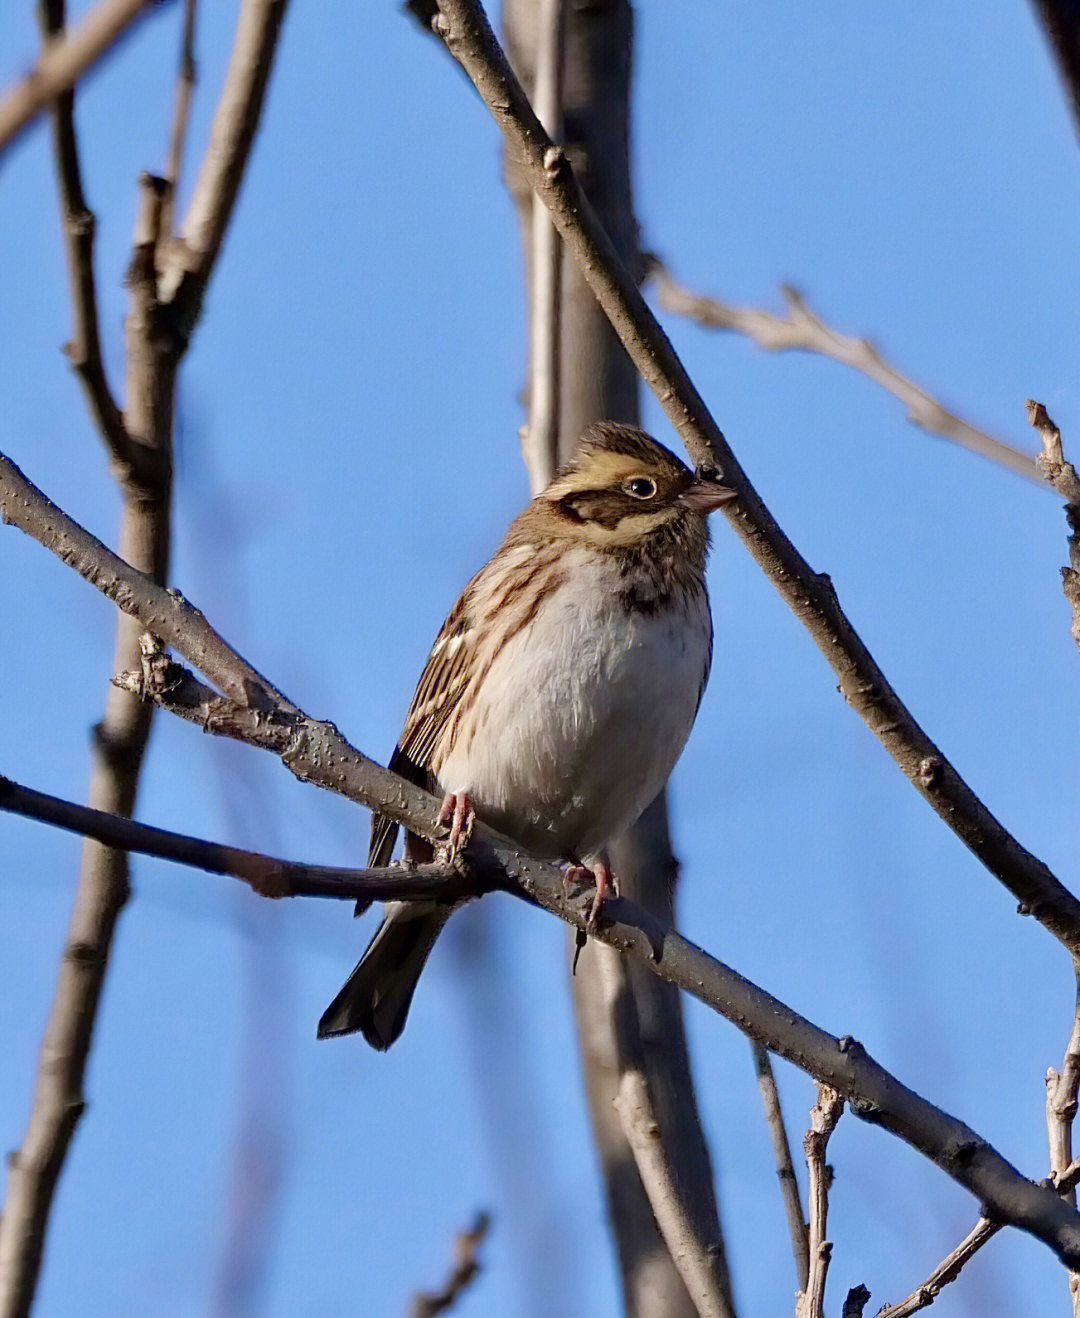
[876,1217,1000,1318]
[7,454,1080,1268]
[648,259,1040,484]
[410,1213,491,1318]
[0,0,166,159]
[162,0,197,240]
[1030,400,1080,653]
[0,775,466,905]
[163,0,290,342]
[1047,964,1080,1315]
[752,1044,809,1290]
[600,948,732,1318]
[427,0,1080,965]
[796,1086,844,1318]
[37,0,131,465]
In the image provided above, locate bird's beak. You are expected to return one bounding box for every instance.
[682,465,737,514]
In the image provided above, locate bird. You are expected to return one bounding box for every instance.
[317,421,735,1048]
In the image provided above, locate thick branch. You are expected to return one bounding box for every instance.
[6,460,1080,1268]
[428,0,1080,961]
[0,0,165,159]
[648,260,1040,484]
[1031,0,1080,140]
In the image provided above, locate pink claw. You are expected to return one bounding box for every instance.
[438,792,475,854]
[563,855,616,928]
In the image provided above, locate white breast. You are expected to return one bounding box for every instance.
[435,546,712,858]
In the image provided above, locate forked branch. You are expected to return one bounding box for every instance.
[426,0,1080,964]
[6,450,1080,1269]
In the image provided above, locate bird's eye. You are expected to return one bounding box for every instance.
[624,476,657,500]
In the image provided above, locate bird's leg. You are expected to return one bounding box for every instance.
[438,791,475,856]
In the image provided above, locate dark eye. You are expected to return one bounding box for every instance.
[624,476,657,500]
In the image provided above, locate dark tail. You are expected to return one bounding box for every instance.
[317,907,449,1048]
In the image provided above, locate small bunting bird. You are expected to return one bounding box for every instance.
[318,422,734,1048]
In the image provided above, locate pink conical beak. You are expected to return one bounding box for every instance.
[682,467,737,513]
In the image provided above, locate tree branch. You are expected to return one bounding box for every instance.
[7,455,1080,1269]
[409,1213,491,1318]
[38,0,131,467]
[0,0,166,160]
[0,775,466,905]
[647,259,1040,484]
[751,1044,809,1291]
[1030,400,1080,653]
[161,0,197,241]
[796,1086,844,1318]
[163,0,289,343]
[599,948,733,1318]
[1031,0,1080,140]
[426,0,1080,963]
[877,1217,1000,1318]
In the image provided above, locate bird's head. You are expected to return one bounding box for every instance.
[540,422,735,550]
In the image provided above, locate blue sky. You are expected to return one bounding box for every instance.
[3,3,1080,1315]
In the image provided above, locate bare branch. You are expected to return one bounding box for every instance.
[7,455,1080,1268]
[37,0,131,465]
[1047,965,1080,1315]
[427,0,1080,963]
[1031,0,1080,140]
[599,948,732,1318]
[0,0,165,160]
[162,0,198,240]
[520,0,563,493]
[751,1044,809,1290]
[0,775,466,905]
[796,1086,844,1318]
[410,1213,491,1318]
[163,0,290,341]
[648,260,1040,484]
[877,1217,1000,1318]
[1030,400,1080,652]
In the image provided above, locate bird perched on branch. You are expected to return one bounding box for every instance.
[318,422,735,1048]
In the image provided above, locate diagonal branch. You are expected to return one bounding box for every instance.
[7,454,1080,1270]
[410,1212,491,1318]
[647,259,1040,484]
[1031,0,1080,140]
[161,0,198,241]
[0,775,466,905]
[426,0,1080,962]
[0,0,166,160]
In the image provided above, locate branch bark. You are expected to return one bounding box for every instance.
[796,1087,844,1318]
[0,5,288,1312]
[7,453,1080,1271]
[648,260,1040,484]
[0,0,165,159]
[1031,0,1080,140]
[427,0,1080,965]
[751,1044,809,1291]
[1030,400,1080,653]
[502,2,732,1313]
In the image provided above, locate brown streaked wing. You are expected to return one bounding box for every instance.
[367,593,477,868]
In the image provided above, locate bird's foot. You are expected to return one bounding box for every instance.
[563,855,616,930]
[438,791,475,857]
